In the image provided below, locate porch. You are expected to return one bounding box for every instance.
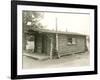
[24,29,62,59]
[24,31,58,59]
[23,52,50,60]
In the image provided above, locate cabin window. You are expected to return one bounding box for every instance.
[67,38,76,45]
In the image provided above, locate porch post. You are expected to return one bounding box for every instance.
[56,34,58,51]
[56,34,60,58]
[50,38,53,59]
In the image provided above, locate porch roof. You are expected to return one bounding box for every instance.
[27,28,86,36]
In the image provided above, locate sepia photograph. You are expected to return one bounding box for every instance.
[11,1,97,79]
[22,11,90,69]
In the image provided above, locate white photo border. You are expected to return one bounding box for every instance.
[17,5,94,75]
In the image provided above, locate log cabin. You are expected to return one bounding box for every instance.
[24,28,87,59]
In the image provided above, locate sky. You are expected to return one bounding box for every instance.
[39,12,90,35]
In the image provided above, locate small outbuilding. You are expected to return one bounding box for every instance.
[25,28,87,59]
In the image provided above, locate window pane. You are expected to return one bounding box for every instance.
[72,38,76,44]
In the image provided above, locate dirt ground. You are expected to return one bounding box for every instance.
[22,51,90,69]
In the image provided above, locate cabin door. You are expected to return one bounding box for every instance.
[42,35,51,55]
[42,35,47,54]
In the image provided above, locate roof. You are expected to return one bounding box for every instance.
[26,28,86,36]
